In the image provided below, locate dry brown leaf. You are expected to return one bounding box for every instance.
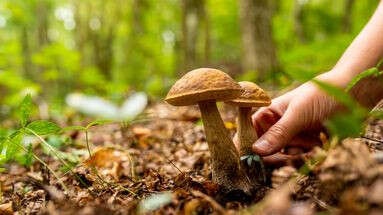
[368,179,383,204]
[83,147,133,180]
[132,127,151,138]
[184,199,202,215]
[0,202,13,215]
[83,147,129,168]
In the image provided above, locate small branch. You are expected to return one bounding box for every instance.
[361,136,383,144]
[85,130,92,158]
[164,157,183,174]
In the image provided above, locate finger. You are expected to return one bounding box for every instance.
[286,134,322,151]
[252,108,280,136]
[286,147,304,155]
[263,152,312,167]
[263,153,303,166]
[252,107,302,156]
[233,132,239,151]
[257,110,278,135]
[252,107,271,136]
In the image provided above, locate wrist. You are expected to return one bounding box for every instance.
[315,70,383,108]
[314,70,354,89]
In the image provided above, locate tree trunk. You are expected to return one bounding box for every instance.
[35,0,50,47]
[124,0,149,84]
[181,0,210,73]
[73,0,89,68]
[342,0,355,33]
[91,28,115,81]
[20,26,33,80]
[293,0,305,42]
[239,0,279,81]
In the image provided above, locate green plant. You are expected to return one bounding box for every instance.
[0,94,143,196]
[0,94,68,191]
[64,119,138,197]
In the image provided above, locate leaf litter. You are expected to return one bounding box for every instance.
[0,102,383,214]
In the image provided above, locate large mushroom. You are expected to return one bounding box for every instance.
[226,81,271,183]
[165,68,252,193]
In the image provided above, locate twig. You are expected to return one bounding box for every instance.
[126,151,136,181]
[164,157,183,174]
[85,130,92,158]
[90,166,139,198]
[361,135,383,144]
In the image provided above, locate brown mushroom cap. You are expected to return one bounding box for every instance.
[165,68,241,106]
[226,81,271,107]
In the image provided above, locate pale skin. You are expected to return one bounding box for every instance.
[240,1,383,165]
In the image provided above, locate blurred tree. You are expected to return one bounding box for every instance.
[342,0,355,33]
[72,0,124,81]
[125,0,149,83]
[0,0,380,112]
[4,0,36,79]
[36,0,51,47]
[239,0,280,81]
[293,0,305,42]
[181,0,210,72]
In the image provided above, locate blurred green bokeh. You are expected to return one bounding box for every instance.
[0,0,380,118]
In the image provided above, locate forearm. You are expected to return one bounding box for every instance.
[320,1,383,107]
[331,1,383,85]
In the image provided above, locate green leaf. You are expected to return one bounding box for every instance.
[345,67,381,92]
[370,110,383,119]
[6,132,23,161]
[46,135,66,149]
[26,120,61,135]
[240,155,250,161]
[247,157,252,166]
[85,119,113,130]
[325,111,365,139]
[18,94,32,127]
[252,155,261,162]
[0,139,4,153]
[62,126,86,132]
[24,144,33,167]
[9,130,21,139]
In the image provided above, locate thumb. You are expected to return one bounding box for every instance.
[252,108,301,156]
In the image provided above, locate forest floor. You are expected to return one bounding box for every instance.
[1,102,383,215]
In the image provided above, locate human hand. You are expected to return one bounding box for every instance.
[235,73,342,166]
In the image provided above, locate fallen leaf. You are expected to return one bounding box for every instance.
[184,199,202,215]
[0,202,13,215]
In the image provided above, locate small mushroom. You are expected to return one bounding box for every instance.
[165,68,252,193]
[226,81,271,183]
[227,81,271,155]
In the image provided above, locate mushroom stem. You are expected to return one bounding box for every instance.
[198,100,252,193]
[237,106,266,184]
[237,107,257,156]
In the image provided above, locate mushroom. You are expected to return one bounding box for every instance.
[226,81,271,183]
[165,68,252,193]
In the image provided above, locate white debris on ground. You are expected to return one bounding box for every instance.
[66,92,147,120]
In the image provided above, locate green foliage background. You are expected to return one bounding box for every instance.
[0,0,380,116]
